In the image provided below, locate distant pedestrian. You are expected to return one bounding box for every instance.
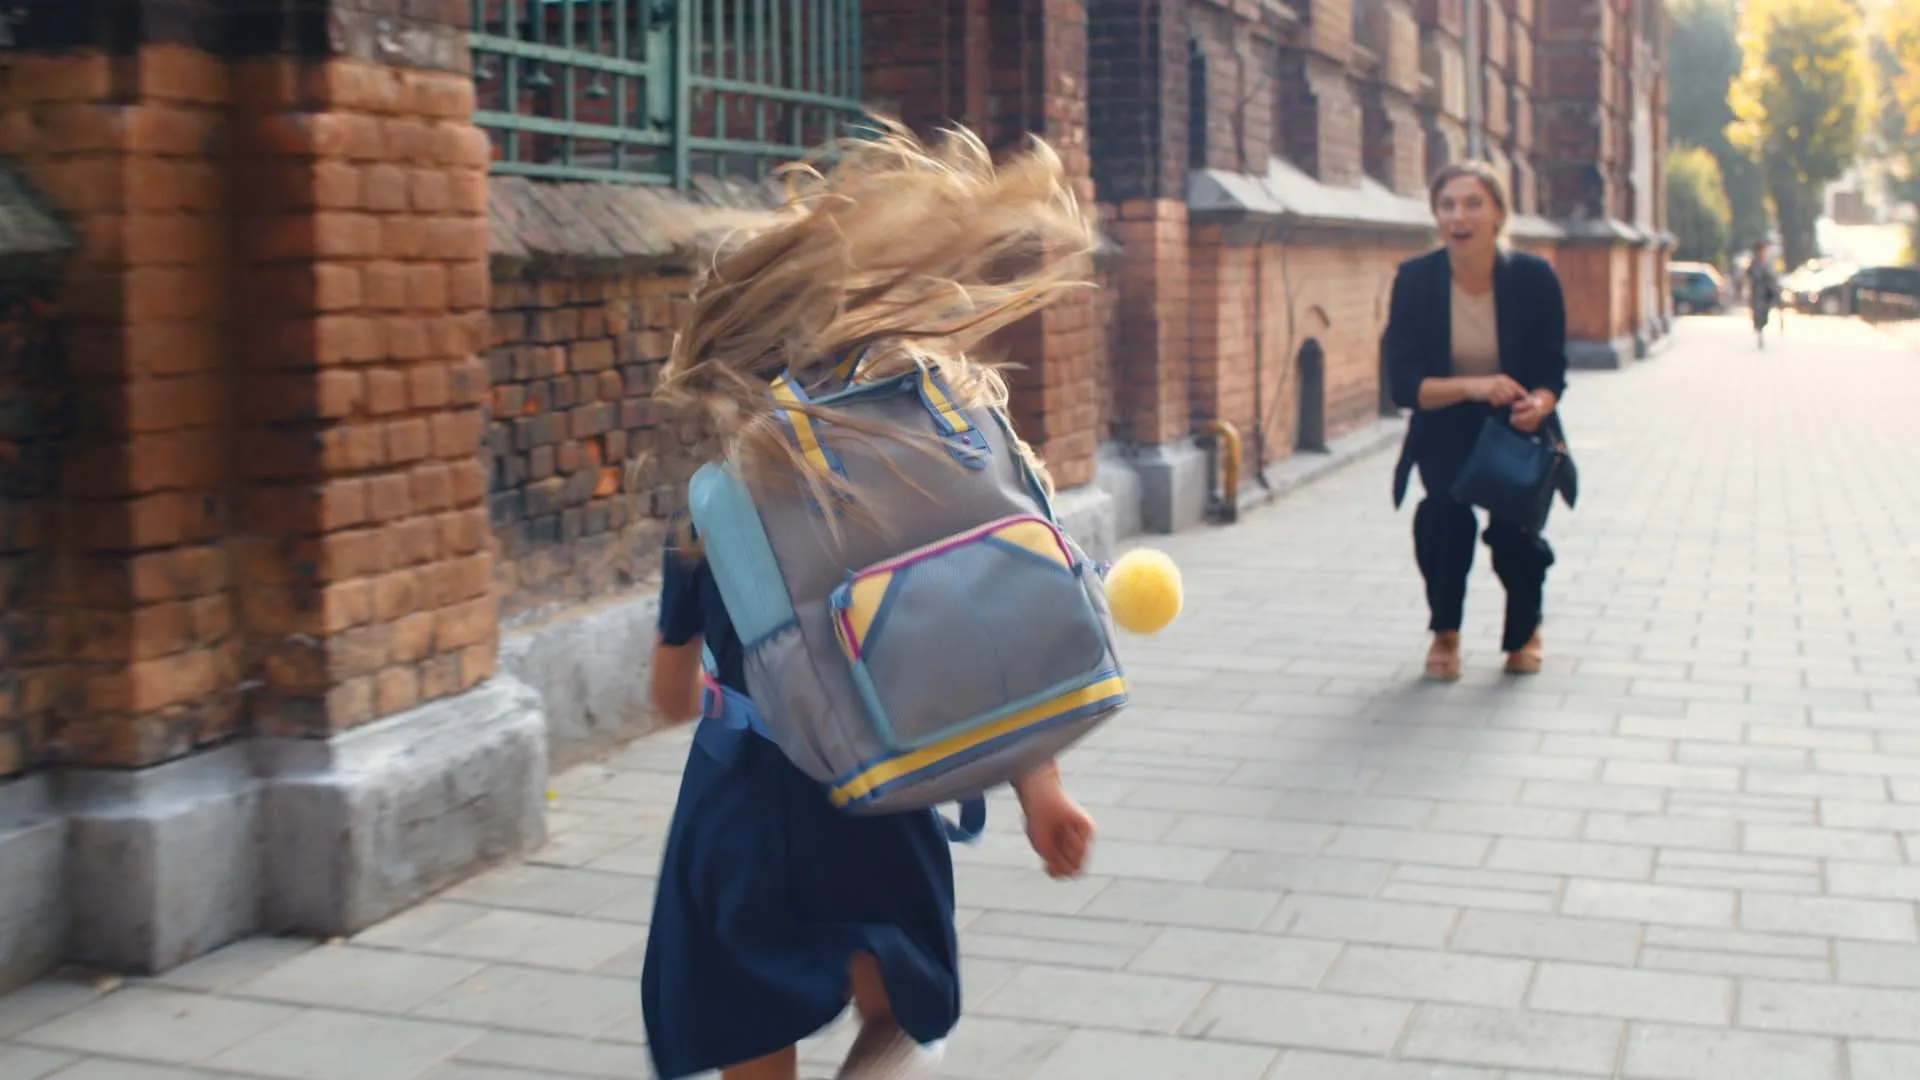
[1747,239,1780,349]
[1382,161,1579,680]
[636,121,1099,1080]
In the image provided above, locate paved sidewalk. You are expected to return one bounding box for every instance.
[6,312,1920,1079]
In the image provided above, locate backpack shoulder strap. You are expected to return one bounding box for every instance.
[687,462,796,648]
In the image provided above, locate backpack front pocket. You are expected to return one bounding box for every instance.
[829,514,1113,753]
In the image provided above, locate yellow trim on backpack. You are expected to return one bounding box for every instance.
[842,572,892,651]
[992,518,1072,566]
[915,366,973,434]
[771,376,834,475]
[828,674,1127,807]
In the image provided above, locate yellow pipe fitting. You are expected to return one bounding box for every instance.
[1198,419,1242,522]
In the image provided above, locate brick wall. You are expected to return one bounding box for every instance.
[485,272,685,620]
[1553,241,1636,344]
[1190,225,1424,467]
[1191,5,1276,175]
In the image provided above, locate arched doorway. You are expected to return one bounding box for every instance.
[1296,339,1327,452]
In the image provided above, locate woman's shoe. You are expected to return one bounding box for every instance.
[1425,631,1462,682]
[1505,631,1544,675]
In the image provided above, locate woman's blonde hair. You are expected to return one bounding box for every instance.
[1428,159,1511,242]
[650,118,1098,550]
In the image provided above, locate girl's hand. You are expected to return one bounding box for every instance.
[1013,766,1096,879]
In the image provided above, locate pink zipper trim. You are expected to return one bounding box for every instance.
[835,514,1070,661]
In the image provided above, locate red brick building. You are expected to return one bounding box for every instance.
[0,0,1667,986]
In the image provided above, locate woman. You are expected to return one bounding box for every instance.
[1382,161,1578,681]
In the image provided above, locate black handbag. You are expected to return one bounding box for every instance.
[1449,414,1566,533]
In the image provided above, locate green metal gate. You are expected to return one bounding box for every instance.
[471,0,864,186]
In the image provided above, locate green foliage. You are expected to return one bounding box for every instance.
[1881,0,1920,140]
[1667,145,1734,264]
[1873,2,1920,263]
[1669,0,1769,245]
[1728,0,1872,268]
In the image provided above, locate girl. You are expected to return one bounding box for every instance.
[638,121,1101,1080]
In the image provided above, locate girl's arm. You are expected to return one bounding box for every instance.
[649,634,705,723]
[1012,759,1063,806]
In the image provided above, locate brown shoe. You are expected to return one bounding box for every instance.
[1425,631,1462,682]
[1505,631,1543,675]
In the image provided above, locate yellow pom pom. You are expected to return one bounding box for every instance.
[1105,548,1184,635]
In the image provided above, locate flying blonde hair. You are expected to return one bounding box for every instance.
[650,118,1098,550]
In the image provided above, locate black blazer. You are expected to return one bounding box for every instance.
[1382,246,1579,510]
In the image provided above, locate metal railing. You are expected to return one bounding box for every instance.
[472,0,865,186]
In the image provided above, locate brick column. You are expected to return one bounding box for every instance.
[862,0,992,133]
[987,0,1099,490]
[224,1,542,944]
[1088,0,1194,514]
[0,0,544,987]
[1535,0,1634,367]
[1507,0,1540,213]
[228,50,496,737]
[1534,0,1614,222]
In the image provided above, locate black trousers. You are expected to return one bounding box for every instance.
[1413,452,1556,653]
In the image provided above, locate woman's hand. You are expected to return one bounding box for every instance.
[1475,375,1529,407]
[1510,389,1557,433]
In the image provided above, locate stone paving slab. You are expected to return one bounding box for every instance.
[7,311,1920,1078]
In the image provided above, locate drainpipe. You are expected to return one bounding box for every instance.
[1464,0,1483,159]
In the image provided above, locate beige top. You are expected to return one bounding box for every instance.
[1450,281,1501,376]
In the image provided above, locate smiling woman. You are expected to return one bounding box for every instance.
[1381,160,1579,682]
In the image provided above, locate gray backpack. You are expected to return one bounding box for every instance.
[686,356,1129,840]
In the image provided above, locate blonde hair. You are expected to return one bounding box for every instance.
[1428,159,1511,241]
[650,118,1098,551]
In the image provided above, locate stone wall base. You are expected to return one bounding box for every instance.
[1568,334,1641,370]
[0,677,548,991]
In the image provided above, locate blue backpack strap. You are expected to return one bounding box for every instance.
[770,371,850,480]
[913,362,990,467]
[939,796,988,844]
[829,345,874,386]
[770,372,850,518]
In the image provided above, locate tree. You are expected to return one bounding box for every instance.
[1669,0,1769,247]
[1728,0,1871,270]
[1667,145,1734,264]
[1882,0,1920,139]
[1877,0,1920,258]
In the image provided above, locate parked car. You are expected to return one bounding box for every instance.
[1781,260,1861,315]
[1853,265,1920,323]
[1669,262,1725,314]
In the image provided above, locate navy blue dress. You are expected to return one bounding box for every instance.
[640,533,962,1079]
